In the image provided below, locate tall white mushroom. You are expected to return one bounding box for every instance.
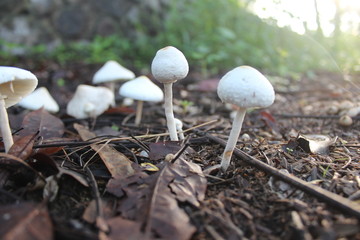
[119,75,164,125]
[151,46,189,141]
[18,87,59,113]
[66,85,114,119]
[217,66,275,172]
[0,66,38,152]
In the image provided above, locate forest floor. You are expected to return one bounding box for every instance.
[1,60,360,240]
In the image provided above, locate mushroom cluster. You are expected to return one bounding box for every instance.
[1,48,278,175]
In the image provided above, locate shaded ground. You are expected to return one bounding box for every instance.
[1,59,360,240]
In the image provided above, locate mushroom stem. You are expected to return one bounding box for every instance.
[178,130,185,140]
[135,100,144,126]
[0,97,14,152]
[163,83,178,141]
[220,107,246,171]
[105,82,116,106]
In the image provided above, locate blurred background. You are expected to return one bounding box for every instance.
[0,0,359,78]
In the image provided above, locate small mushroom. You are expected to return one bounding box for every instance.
[18,87,59,113]
[151,46,189,141]
[339,115,352,126]
[174,118,184,140]
[0,66,38,152]
[119,76,164,125]
[92,60,135,104]
[66,85,114,119]
[217,66,275,171]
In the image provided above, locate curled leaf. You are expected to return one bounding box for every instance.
[297,134,337,155]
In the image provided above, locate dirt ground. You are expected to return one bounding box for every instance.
[1,60,359,240]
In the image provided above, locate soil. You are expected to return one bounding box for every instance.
[1,59,360,240]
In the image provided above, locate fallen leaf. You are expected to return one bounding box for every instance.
[148,141,182,161]
[0,153,43,188]
[106,171,148,198]
[8,134,37,160]
[168,158,207,207]
[0,202,53,240]
[297,134,337,155]
[260,111,280,134]
[104,106,135,114]
[74,123,134,179]
[110,158,206,240]
[140,162,159,172]
[19,108,65,139]
[106,217,144,240]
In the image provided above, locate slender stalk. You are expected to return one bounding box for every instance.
[0,97,14,153]
[220,107,246,171]
[163,83,178,141]
[135,100,143,126]
[105,82,116,106]
[178,130,185,140]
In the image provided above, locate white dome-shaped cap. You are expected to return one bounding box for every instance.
[217,66,275,108]
[92,60,135,84]
[66,85,114,119]
[0,66,38,108]
[151,46,189,84]
[119,76,164,102]
[18,87,59,113]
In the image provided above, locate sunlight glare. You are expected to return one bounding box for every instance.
[250,0,360,36]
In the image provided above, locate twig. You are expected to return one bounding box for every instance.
[274,113,360,120]
[23,120,218,150]
[205,133,360,219]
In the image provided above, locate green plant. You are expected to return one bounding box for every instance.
[179,100,194,114]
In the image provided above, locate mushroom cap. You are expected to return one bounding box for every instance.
[119,75,164,102]
[92,60,135,84]
[151,46,189,83]
[66,85,114,119]
[0,66,38,108]
[217,66,275,109]
[18,87,59,113]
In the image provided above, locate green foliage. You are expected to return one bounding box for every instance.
[1,0,358,76]
[50,35,132,65]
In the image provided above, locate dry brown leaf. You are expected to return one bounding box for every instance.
[8,134,37,160]
[106,217,143,240]
[20,108,64,139]
[148,141,182,161]
[168,158,207,207]
[0,202,53,240]
[110,158,206,240]
[74,123,134,179]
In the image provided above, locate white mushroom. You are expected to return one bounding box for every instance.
[0,66,38,152]
[119,76,164,125]
[174,118,184,140]
[66,85,114,119]
[18,87,59,113]
[151,46,189,141]
[338,115,352,126]
[217,66,275,171]
[92,60,135,104]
